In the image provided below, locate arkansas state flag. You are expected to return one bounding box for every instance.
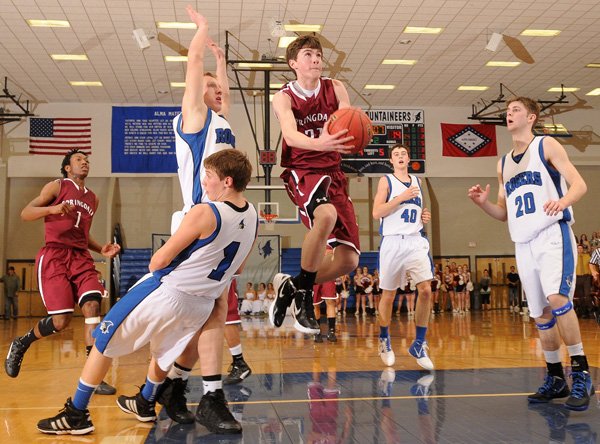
[441,123,497,157]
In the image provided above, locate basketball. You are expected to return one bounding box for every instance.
[327,107,373,153]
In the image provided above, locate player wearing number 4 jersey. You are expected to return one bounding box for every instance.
[469,96,594,411]
[37,149,257,436]
[374,144,434,370]
[5,149,121,396]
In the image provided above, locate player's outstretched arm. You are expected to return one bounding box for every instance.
[467,159,508,221]
[181,5,209,134]
[20,180,73,221]
[272,92,354,153]
[149,204,217,272]
[207,37,230,118]
[541,137,587,216]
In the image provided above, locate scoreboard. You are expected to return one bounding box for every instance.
[341,109,425,175]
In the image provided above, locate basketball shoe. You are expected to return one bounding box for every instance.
[195,389,242,434]
[528,402,569,442]
[564,371,595,411]
[378,368,396,397]
[269,273,296,327]
[37,398,95,435]
[410,374,434,397]
[327,329,337,342]
[527,374,570,403]
[408,339,434,370]
[291,290,320,334]
[378,335,395,367]
[116,386,157,422]
[5,337,27,377]
[223,358,252,385]
[94,381,117,395]
[156,377,194,424]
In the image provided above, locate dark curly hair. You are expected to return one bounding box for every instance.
[60,149,87,178]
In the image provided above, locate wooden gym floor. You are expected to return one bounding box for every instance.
[0,310,598,443]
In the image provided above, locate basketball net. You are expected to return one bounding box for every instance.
[261,212,278,231]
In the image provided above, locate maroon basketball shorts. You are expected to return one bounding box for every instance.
[36,246,104,314]
[313,281,338,305]
[281,168,360,254]
[226,281,241,324]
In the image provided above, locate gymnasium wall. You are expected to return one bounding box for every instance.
[1,101,599,265]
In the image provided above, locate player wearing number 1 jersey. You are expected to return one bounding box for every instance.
[5,150,121,396]
[37,149,257,436]
[468,96,594,411]
[373,145,434,370]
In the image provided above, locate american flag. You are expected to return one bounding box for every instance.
[29,117,92,155]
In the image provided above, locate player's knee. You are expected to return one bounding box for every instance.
[551,299,573,317]
[312,203,337,230]
[51,314,72,331]
[535,316,557,330]
[80,293,102,315]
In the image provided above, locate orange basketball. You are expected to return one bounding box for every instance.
[327,107,373,153]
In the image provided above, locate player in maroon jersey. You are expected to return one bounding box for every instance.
[269,35,360,334]
[5,149,120,395]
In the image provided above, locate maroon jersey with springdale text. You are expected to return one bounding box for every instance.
[44,179,97,250]
[279,77,340,170]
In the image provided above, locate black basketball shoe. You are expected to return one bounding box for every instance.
[223,359,252,385]
[195,389,242,434]
[5,337,28,378]
[116,386,157,422]
[156,377,194,424]
[37,398,95,435]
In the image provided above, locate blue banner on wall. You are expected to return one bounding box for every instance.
[111,106,181,173]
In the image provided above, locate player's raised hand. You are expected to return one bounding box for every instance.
[468,184,490,206]
[186,5,208,28]
[100,243,121,259]
[422,207,431,223]
[543,199,565,216]
[317,120,355,153]
[51,202,74,216]
[207,37,224,60]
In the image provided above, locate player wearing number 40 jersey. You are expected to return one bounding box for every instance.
[5,149,121,396]
[468,96,594,411]
[374,144,434,371]
[37,149,257,436]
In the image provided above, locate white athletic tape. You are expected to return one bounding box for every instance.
[84,316,102,325]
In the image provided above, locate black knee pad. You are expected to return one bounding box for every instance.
[38,316,57,336]
[305,187,330,221]
[79,292,102,309]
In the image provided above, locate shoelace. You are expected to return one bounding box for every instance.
[570,373,587,398]
[538,375,555,394]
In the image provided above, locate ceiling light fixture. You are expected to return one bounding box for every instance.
[170,82,186,88]
[364,84,395,90]
[520,29,561,37]
[278,36,296,48]
[284,24,322,32]
[403,26,443,34]
[156,21,196,29]
[165,56,188,62]
[458,86,489,91]
[27,19,70,27]
[547,87,579,92]
[381,59,417,65]
[70,81,102,86]
[585,88,600,96]
[51,54,88,61]
[486,61,520,67]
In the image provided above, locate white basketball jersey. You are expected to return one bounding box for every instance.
[157,201,257,298]
[380,174,423,236]
[502,136,574,243]
[173,110,236,211]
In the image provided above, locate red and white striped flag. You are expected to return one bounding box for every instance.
[29,117,92,155]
